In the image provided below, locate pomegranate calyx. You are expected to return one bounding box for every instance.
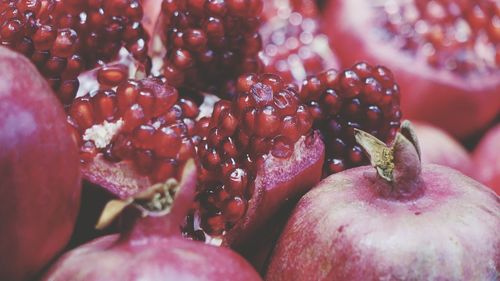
[355,120,422,198]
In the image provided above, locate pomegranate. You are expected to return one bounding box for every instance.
[0,47,81,281]
[0,0,150,103]
[266,121,500,281]
[473,124,500,194]
[67,71,199,199]
[259,0,340,84]
[158,0,263,94]
[43,161,263,281]
[323,0,500,138]
[299,62,401,176]
[185,72,325,246]
[413,121,473,176]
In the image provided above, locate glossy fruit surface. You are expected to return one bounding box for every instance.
[413,121,473,176]
[0,46,81,281]
[267,121,499,281]
[473,124,500,194]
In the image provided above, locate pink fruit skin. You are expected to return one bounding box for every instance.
[413,121,473,177]
[322,0,500,139]
[43,161,263,281]
[266,165,500,281]
[43,234,262,281]
[0,47,81,281]
[473,124,500,195]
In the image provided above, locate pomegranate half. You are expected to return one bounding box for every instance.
[42,161,262,281]
[0,46,81,281]
[323,0,500,138]
[266,121,499,281]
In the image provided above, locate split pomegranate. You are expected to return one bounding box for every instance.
[0,47,81,281]
[158,0,263,94]
[42,161,263,281]
[0,0,149,103]
[413,121,473,176]
[259,0,339,84]
[266,121,500,281]
[323,0,500,138]
[299,62,401,176]
[185,72,325,246]
[473,124,500,194]
[67,70,199,199]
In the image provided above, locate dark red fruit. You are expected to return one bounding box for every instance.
[185,72,325,246]
[323,0,500,138]
[299,62,401,176]
[259,0,339,84]
[67,69,199,198]
[159,0,263,94]
[0,46,81,281]
[0,0,149,104]
[42,162,263,281]
[473,124,500,194]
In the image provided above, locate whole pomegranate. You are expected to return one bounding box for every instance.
[473,124,500,194]
[413,121,473,176]
[266,121,500,281]
[42,161,263,281]
[0,47,81,281]
[323,0,500,138]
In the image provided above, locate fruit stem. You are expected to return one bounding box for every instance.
[96,159,197,241]
[354,121,423,199]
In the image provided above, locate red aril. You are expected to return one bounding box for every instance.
[42,161,263,281]
[413,121,473,177]
[323,0,500,138]
[266,121,499,281]
[185,72,325,246]
[67,69,199,199]
[473,123,500,194]
[299,62,402,176]
[157,0,263,94]
[0,0,150,104]
[0,46,81,281]
[259,0,340,84]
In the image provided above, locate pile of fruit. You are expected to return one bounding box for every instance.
[0,0,498,280]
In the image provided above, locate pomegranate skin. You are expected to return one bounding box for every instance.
[413,121,473,177]
[266,123,499,281]
[473,124,500,195]
[43,234,262,281]
[0,47,81,281]
[267,165,499,281]
[322,0,500,138]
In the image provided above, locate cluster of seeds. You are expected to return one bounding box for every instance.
[160,0,263,94]
[184,73,313,238]
[260,11,337,84]
[0,0,149,103]
[299,62,401,175]
[374,0,499,76]
[67,69,199,183]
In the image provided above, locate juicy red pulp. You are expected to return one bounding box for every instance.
[160,0,263,94]
[67,71,199,185]
[0,0,149,104]
[300,62,401,175]
[184,73,314,240]
[373,0,498,76]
